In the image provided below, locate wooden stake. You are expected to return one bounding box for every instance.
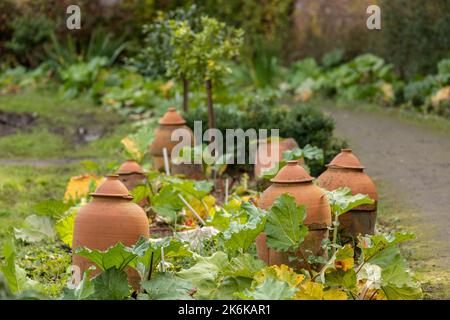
[163,147,170,176]
[178,194,206,226]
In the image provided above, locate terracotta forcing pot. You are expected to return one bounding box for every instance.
[171,162,205,181]
[117,160,148,207]
[256,161,331,270]
[72,175,150,289]
[149,107,194,172]
[254,138,304,178]
[117,160,146,191]
[317,149,378,238]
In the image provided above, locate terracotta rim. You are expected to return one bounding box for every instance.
[90,175,134,199]
[270,160,314,184]
[327,149,365,169]
[158,107,186,125]
[117,159,146,175]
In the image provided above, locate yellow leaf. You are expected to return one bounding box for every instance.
[159,80,174,97]
[431,86,450,107]
[295,281,324,300]
[64,174,103,201]
[323,288,348,300]
[121,136,142,161]
[335,257,354,272]
[185,195,216,220]
[334,244,355,272]
[254,265,304,288]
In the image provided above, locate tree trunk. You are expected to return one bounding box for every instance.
[182,76,189,112]
[206,79,215,129]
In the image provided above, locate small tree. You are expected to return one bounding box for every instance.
[129,5,201,112]
[167,20,197,113]
[192,17,243,129]
[169,17,243,128]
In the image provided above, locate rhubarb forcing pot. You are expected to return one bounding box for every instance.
[117,160,146,191]
[72,175,149,289]
[117,160,148,207]
[317,149,378,238]
[256,161,331,270]
[254,138,303,178]
[149,107,194,172]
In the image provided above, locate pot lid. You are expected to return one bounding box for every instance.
[117,160,145,175]
[271,160,314,183]
[90,175,133,199]
[159,107,186,125]
[327,149,365,169]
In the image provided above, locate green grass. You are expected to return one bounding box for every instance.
[0,89,132,159]
[0,90,135,244]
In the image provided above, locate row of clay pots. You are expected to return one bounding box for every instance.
[72,107,201,288]
[255,149,378,270]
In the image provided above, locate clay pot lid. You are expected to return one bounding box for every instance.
[271,160,314,183]
[327,149,365,170]
[117,160,145,175]
[90,175,133,199]
[158,107,186,125]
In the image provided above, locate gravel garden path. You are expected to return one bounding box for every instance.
[323,106,450,297]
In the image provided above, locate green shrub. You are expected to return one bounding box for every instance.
[5,15,54,67]
[377,0,450,78]
[184,99,345,176]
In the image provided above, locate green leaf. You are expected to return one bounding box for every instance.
[177,252,228,300]
[223,253,266,279]
[301,144,324,162]
[75,242,138,272]
[150,185,184,223]
[55,207,78,247]
[325,187,374,216]
[381,257,422,300]
[221,203,266,254]
[141,273,193,300]
[163,177,213,200]
[237,277,297,300]
[207,208,232,232]
[91,268,130,300]
[358,232,415,262]
[0,238,43,294]
[131,185,151,204]
[33,199,72,218]
[264,194,308,252]
[132,237,192,278]
[13,215,56,243]
[63,268,95,300]
[325,269,357,292]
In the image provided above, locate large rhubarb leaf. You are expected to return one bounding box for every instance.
[264,193,308,252]
[325,187,374,216]
[237,277,298,300]
[140,273,193,300]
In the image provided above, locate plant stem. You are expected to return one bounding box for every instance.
[205,79,215,129]
[368,289,378,300]
[331,213,340,256]
[147,252,154,281]
[298,249,314,279]
[182,76,189,112]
